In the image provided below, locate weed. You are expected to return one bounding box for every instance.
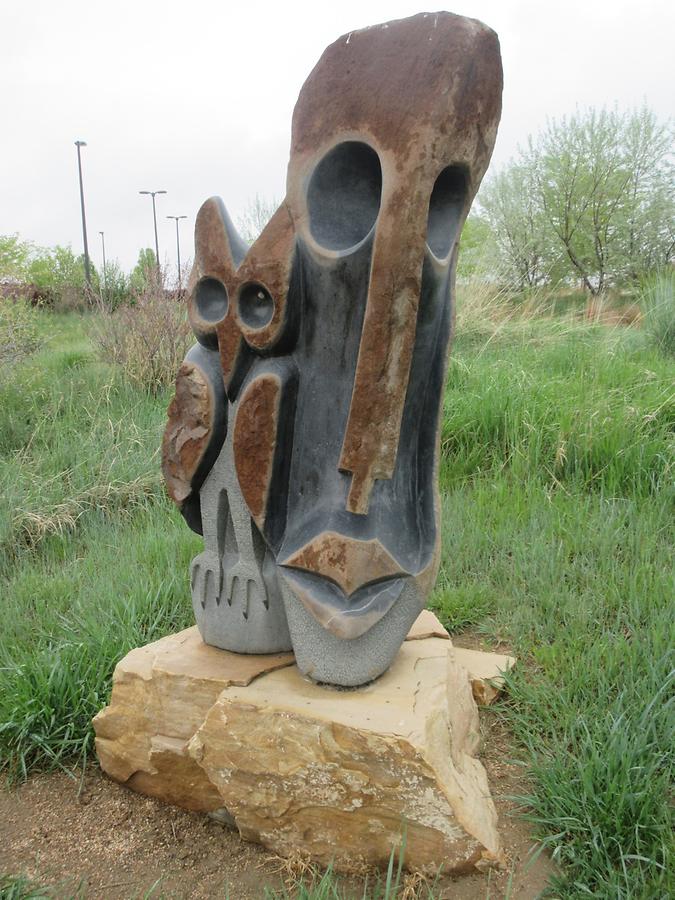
[0,875,49,899]
[91,283,191,394]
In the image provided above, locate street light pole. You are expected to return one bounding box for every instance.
[167,215,187,292]
[74,140,91,288]
[99,231,107,298]
[139,189,167,281]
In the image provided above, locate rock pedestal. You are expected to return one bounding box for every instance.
[94,614,514,875]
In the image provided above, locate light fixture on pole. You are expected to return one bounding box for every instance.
[99,231,107,297]
[167,215,187,292]
[74,140,91,287]
[139,189,167,278]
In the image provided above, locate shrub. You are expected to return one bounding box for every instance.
[91,280,192,394]
[0,298,41,368]
[642,269,675,355]
[97,259,132,311]
[27,244,93,311]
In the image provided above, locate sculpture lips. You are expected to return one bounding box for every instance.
[280,569,406,640]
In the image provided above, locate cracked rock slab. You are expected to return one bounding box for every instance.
[94,622,506,875]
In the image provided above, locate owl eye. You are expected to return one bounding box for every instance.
[238,282,275,329]
[426,165,468,260]
[194,276,229,322]
[307,141,382,252]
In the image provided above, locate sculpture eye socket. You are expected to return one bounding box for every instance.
[307,141,382,251]
[238,282,275,329]
[195,276,229,322]
[426,166,468,260]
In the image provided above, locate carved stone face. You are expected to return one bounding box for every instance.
[162,11,502,685]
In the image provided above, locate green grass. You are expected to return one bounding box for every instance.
[642,268,675,357]
[0,315,199,776]
[0,875,50,899]
[1,312,674,898]
[431,324,674,898]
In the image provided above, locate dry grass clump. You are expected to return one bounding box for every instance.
[10,473,160,553]
[91,281,192,394]
[454,250,554,340]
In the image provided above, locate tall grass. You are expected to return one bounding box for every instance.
[440,325,673,496]
[0,315,168,569]
[431,324,674,898]
[641,268,675,356]
[0,316,198,776]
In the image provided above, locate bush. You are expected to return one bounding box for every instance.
[91,280,192,394]
[0,298,41,368]
[97,259,131,311]
[27,244,93,311]
[642,269,675,355]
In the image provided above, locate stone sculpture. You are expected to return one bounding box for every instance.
[162,11,502,686]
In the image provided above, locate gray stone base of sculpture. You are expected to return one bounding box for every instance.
[280,579,423,687]
[191,414,292,655]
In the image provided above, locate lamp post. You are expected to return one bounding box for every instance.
[99,231,107,298]
[167,215,187,292]
[74,140,91,287]
[139,189,167,281]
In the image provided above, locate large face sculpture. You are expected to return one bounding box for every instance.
[162,11,502,686]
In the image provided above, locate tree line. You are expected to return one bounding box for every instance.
[0,237,163,309]
[2,105,672,305]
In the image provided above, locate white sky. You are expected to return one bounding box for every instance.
[1,0,673,276]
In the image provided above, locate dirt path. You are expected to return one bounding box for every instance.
[0,710,554,899]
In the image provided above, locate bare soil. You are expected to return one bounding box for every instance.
[0,638,555,899]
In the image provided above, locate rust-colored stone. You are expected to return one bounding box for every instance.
[162,361,213,506]
[281,531,403,596]
[283,13,503,513]
[232,374,281,525]
[235,203,296,351]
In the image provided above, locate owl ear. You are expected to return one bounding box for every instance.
[185,197,254,401]
[233,202,297,353]
[187,197,247,349]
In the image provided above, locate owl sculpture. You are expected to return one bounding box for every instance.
[162,11,502,686]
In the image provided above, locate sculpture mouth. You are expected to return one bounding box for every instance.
[280,569,406,640]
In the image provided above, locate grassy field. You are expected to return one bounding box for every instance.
[0,309,673,898]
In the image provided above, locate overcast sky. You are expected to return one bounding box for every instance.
[1,0,673,277]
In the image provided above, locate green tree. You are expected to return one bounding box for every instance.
[27,244,94,297]
[618,106,675,279]
[0,234,33,282]
[477,165,555,288]
[97,259,130,311]
[479,105,674,293]
[529,106,673,293]
[130,248,158,292]
[456,215,496,279]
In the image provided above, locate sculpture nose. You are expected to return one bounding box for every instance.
[279,530,407,639]
[280,530,404,596]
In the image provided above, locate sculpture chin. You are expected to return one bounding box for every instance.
[280,569,407,640]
